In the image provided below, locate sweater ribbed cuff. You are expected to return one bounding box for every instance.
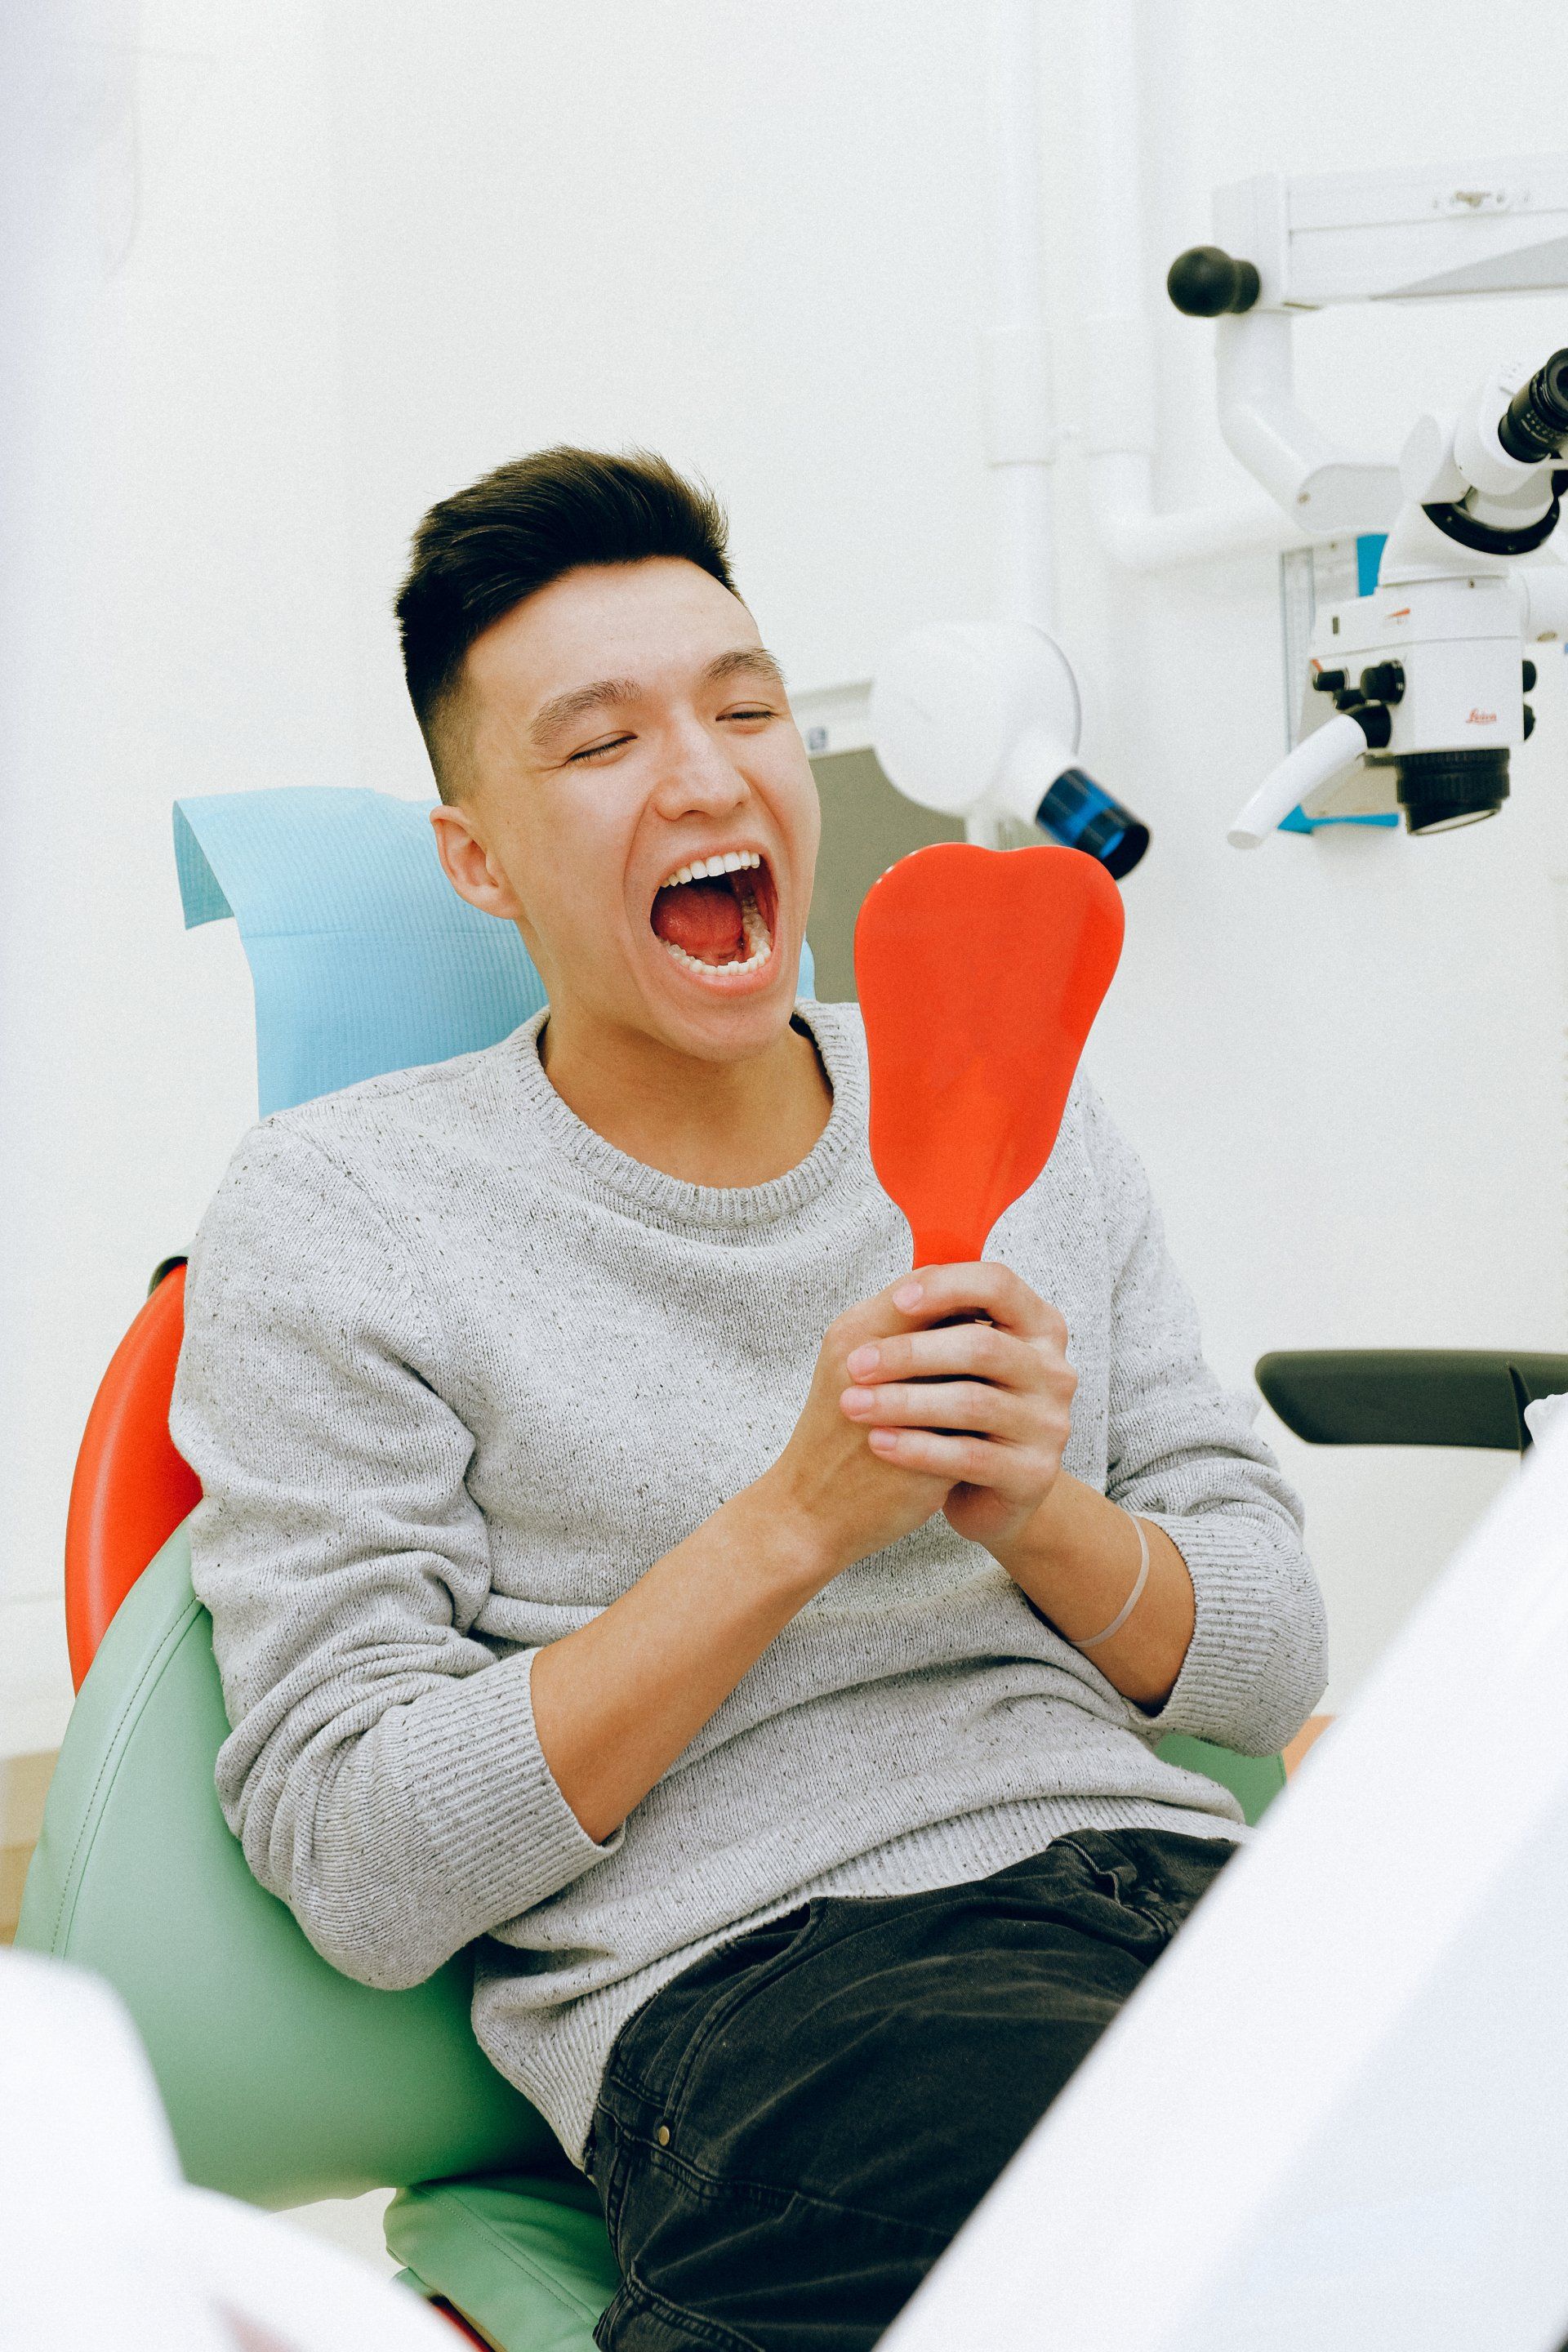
[397,1650,622,1937]
[1134,1510,1296,1753]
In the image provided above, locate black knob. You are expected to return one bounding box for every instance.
[1312,669,1348,694]
[1352,703,1393,751]
[1524,703,1536,740]
[1360,662,1405,704]
[1523,660,1538,692]
[1334,688,1366,712]
[1167,246,1262,318]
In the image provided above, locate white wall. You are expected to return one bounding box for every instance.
[3,0,1565,1758]
[1,0,354,1753]
[1040,0,1568,1705]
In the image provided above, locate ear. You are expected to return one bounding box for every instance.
[430,802,525,922]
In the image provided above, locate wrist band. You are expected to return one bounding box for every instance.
[1075,1514,1150,1652]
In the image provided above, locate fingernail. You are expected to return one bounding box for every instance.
[841,1388,874,1415]
[868,1428,899,1451]
[893,1281,924,1312]
[846,1345,880,1377]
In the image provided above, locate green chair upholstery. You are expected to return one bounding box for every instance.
[1156,1733,1282,1825]
[16,1519,611,2348]
[18,1515,1282,2349]
[18,1521,553,2207]
[387,2176,621,2352]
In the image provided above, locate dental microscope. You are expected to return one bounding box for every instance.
[866,152,1568,869]
[1174,158,1568,849]
[1222,343,1568,846]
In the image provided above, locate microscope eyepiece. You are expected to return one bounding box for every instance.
[1498,349,1568,465]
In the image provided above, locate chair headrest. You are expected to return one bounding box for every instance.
[174,789,549,1116]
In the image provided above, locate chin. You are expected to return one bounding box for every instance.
[643,940,804,1062]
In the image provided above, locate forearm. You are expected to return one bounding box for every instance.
[529,1475,830,1843]
[992,1472,1196,1709]
[206,1494,829,1978]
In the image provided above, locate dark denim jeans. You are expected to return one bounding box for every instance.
[586,1828,1236,2352]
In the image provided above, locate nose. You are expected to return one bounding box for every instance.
[648,714,748,823]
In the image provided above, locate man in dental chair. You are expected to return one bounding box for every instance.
[172,448,1325,2352]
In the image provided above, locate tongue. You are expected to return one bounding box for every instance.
[652,875,746,965]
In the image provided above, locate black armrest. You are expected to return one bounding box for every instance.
[1254,1350,1568,1454]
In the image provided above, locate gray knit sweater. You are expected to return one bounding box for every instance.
[171,1002,1325,2165]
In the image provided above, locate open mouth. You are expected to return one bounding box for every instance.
[649,849,778,980]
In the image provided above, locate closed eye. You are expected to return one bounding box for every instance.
[566,705,775,763]
[567,733,635,764]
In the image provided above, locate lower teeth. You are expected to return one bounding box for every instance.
[661,936,773,977]
[656,874,774,978]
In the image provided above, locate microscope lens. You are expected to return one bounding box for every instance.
[1394,748,1510,835]
[1499,349,1568,465]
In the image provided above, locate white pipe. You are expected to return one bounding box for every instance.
[1093,450,1300,569]
[1076,0,1294,572]
[983,0,1045,368]
[1074,0,1401,566]
[991,457,1055,629]
[1227,710,1369,848]
[982,0,1055,628]
[1074,0,1151,464]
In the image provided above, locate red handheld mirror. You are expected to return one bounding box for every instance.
[854,843,1125,1267]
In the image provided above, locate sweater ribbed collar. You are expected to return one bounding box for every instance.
[503,1001,870,1236]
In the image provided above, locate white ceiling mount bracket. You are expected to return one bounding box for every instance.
[1162,154,1568,555]
[1089,59,1568,570]
[1214,312,1400,532]
[1213,154,1568,308]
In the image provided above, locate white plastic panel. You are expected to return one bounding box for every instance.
[1214,154,1568,309]
[884,1417,1568,2352]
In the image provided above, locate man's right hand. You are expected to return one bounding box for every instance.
[754,1279,957,1581]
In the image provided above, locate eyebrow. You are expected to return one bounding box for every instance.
[705,646,786,692]
[528,646,787,749]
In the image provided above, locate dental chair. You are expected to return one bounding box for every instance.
[17,790,1285,2352]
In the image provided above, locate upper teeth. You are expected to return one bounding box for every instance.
[660,849,763,890]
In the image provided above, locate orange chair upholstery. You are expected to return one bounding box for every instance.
[64,1261,201,1690]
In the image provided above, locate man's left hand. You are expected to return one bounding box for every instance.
[838,1262,1076,1557]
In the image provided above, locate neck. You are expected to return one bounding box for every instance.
[539,1004,833,1187]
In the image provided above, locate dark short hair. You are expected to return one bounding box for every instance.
[395,445,737,799]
